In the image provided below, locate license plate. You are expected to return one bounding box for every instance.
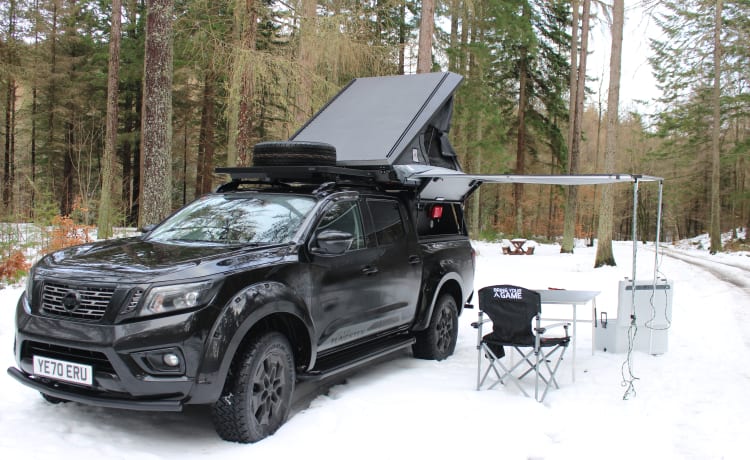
[33,355,93,386]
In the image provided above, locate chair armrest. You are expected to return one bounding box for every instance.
[471,318,492,329]
[534,322,571,335]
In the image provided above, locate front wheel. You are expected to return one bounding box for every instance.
[412,294,459,361]
[212,331,296,443]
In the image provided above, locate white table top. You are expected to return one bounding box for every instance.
[535,289,601,304]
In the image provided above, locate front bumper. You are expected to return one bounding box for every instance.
[6,366,184,411]
[12,295,220,409]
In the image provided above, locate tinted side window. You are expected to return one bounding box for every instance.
[367,199,405,246]
[316,200,365,251]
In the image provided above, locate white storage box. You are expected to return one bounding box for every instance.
[595,279,673,355]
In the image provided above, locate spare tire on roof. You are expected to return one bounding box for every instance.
[252,141,337,167]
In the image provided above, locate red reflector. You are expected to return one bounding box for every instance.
[430,205,444,219]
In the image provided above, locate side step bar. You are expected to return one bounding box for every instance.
[298,336,415,382]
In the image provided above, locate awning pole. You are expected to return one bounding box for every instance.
[622,179,641,400]
[631,179,639,293]
[653,180,664,277]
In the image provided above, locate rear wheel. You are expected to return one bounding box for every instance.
[212,332,296,443]
[252,141,336,166]
[412,294,459,361]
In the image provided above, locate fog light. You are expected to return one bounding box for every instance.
[133,347,185,375]
[162,353,180,367]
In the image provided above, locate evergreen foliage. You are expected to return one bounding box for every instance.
[0,0,746,248]
[650,0,750,243]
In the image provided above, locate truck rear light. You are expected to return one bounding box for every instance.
[430,205,443,219]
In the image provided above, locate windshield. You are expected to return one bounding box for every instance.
[146,193,317,245]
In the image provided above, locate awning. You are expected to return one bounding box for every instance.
[392,165,663,201]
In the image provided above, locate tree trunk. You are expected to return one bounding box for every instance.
[3,0,17,213]
[31,0,41,216]
[399,0,406,74]
[594,0,624,268]
[515,49,528,235]
[139,0,174,227]
[123,0,143,227]
[195,69,216,197]
[122,86,142,227]
[48,0,58,186]
[567,0,579,165]
[229,0,258,167]
[3,79,15,214]
[709,0,723,254]
[417,0,435,73]
[61,0,77,217]
[62,121,74,216]
[98,0,122,239]
[448,0,459,73]
[561,0,590,253]
[295,0,317,127]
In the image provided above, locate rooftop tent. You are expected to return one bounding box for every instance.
[290,72,464,170]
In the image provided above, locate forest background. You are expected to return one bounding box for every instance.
[0,0,748,277]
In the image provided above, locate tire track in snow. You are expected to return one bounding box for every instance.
[655,247,750,349]
[657,246,750,293]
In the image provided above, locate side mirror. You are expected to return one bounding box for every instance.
[312,229,353,255]
[140,224,157,234]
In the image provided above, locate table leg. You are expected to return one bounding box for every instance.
[572,304,578,383]
[591,298,596,356]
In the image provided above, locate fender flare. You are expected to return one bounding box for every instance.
[197,281,315,401]
[415,272,466,331]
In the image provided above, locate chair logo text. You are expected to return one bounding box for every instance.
[493,287,523,300]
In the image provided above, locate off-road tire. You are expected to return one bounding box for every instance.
[252,141,337,166]
[212,332,296,443]
[412,294,459,360]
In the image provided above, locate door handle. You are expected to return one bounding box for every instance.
[408,255,421,265]
[361,266,379,275]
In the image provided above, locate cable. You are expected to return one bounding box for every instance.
[645,243,672,331]
[621,316,639,400]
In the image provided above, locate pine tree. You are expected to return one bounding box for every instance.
[561,0,590,253]
[417,0,435,73]
[2,0,21,215]
[709,0,722,253]
[594,0,624,268]
[139,0,174,226]
[650,0,750,248]
[98,0,122,239]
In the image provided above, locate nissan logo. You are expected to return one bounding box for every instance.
[61,291,81,311]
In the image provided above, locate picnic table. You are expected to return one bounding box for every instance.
[503,238,534,255]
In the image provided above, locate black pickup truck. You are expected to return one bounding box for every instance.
[8,72,477,443]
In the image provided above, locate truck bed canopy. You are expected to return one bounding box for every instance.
[291,72,464,169]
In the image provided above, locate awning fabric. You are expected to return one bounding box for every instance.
[391,165,663,201]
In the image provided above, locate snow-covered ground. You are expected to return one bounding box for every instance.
[1,238,748,459]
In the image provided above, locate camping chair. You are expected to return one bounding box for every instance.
[472,285,571,402]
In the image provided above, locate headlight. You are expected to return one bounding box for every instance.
[24,268,34,312]
[139,281,215,317]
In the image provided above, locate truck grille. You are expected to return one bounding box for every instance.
[41,282,115,321]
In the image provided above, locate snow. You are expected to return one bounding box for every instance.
[2,238,749,459]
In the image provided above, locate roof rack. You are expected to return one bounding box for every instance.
[215,166,404,190]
